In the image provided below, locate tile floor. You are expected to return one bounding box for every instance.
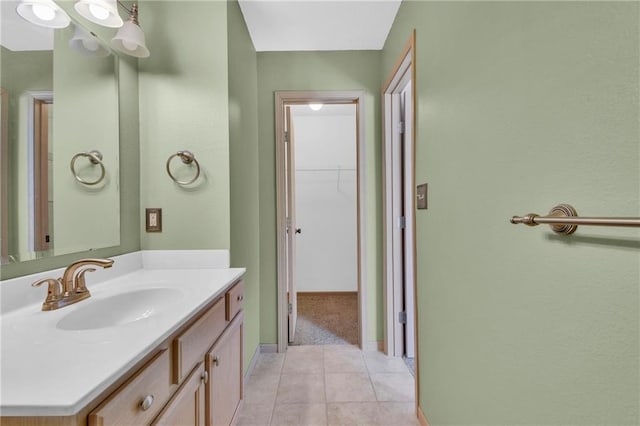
[234,345,419,426]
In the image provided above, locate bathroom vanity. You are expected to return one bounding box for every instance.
[0,251,245,426]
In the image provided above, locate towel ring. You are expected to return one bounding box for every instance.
[70,150,106,186]
[166,150,201,185]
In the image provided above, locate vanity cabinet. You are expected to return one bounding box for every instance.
[206,314,243,426]
[88,348,174,425]
[88,279,244,426]
[152,362,206,426]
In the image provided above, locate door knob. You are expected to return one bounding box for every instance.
[295,228,302,234]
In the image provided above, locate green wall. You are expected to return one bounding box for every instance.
[256,51,383,344]
[227,0,261,371]
[138,1,230,251]
[382,2,639,424]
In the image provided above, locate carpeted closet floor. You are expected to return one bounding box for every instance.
[291,292,358,346]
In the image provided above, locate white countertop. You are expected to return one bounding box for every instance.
[0,250,245,417]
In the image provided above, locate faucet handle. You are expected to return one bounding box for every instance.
[75,268,97,293]
[32,278,63,302]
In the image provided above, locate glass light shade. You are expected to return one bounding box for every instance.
[309,103,323,111]
[16,0,70,29]
[74,0,123,28]
[69,25,110,57]
[111,20,149,58]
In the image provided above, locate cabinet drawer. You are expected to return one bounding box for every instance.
[173,297,226,384]
[225,280,244,321]
[89,348,172,426]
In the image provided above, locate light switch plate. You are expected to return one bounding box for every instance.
[417,183,428,209]
[146,208,162,232]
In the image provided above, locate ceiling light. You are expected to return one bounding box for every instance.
[111,3,149,58]
[309,103,323,111]
[74,0,123,28]
[69,24,110,57]
[16,0,70,29]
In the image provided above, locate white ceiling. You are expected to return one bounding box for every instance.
[238,0,402,52]
[0,0,53,51]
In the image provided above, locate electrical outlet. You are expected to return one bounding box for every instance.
[146,208,162,232]
[417,183,428,209]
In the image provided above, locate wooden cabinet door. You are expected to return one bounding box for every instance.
[206,315,243,426]
[152,362,206,426]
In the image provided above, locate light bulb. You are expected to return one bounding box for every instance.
[309,103,323,111]
[81,38,99,51]
[121,40,138,51]
[32,3,56,21]
[88,3,109,20]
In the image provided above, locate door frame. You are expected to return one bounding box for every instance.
[25,90,53,253]
[275,90,367,353]
[382,29,419,394]
[1,88,8,262]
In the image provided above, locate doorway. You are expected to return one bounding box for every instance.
[288,103,358,346]
[382,31,418,376]
[275,91,367,353]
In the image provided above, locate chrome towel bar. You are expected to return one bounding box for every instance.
[70,150,106,186]
[510,204,640,235]
[166,150,201,186]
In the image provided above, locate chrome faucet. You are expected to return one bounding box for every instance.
[32,258,114,311]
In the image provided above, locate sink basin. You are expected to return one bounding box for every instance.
[56,287,184,331]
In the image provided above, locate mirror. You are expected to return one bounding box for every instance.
[0,1,120,265]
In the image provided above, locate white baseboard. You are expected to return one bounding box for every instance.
[244,344,261,385]
[260,343,278,353]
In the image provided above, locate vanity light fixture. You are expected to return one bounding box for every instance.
[69,24,110,57]
[16,0,70,29]
[308,103,323,111]
[74,0,123,28]
[110,3,150,58]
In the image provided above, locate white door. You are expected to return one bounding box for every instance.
[385,75,416,360]
[285,106,298,342]
[401,81,415,359]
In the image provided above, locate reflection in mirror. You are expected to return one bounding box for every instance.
[0,1,120,266]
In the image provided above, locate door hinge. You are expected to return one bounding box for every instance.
[284,131,289,143]
[398,311,407,324]
[288,303,293,315]
[398,216,406,229]
[397,121,405,134]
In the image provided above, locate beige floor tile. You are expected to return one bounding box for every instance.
[325,373,377,402]
[271,403,327,426]
[283,351,324,374]
[287,345,325,355]
[251,353,285,377]
[364,352,410,374]
[370,373,415,402]
[324,350,367,373]
[327,402,381,425]
[378,402,420,426]
[234,403,274,426]
[323,344,360,353]
[277,374,326,404]
[244,374,281,405]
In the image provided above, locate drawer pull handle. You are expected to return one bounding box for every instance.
[140,395,154,411]
[201,371,209,384]
[212,356,219,366]
[237,295,243,302]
